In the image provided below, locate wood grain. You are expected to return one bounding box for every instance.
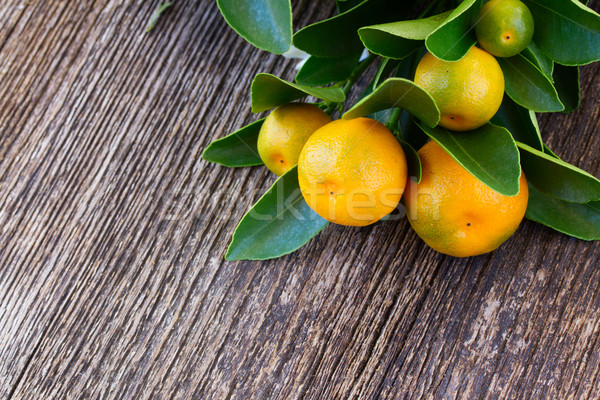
[1,1,599,399]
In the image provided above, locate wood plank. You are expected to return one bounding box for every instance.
[0,0,599,399]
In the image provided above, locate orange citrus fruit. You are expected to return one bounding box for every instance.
[404,141,528,257]
[257,103,331,176]
[414,46,505,131]
[475,0,535,58]
[298,118,407,226]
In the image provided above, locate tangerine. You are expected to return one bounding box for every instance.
[257,103,331,176]
[475,0,535,58]
[298,118,407,226]
[414,46,505,131]
[404,140,528,257]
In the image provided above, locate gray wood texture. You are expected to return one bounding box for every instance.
[1,1,600,398]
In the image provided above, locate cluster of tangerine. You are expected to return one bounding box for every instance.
[257,0,534,257]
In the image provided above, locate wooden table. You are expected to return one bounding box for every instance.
[1,1,600,398]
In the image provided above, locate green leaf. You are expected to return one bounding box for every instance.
[522,42,554,81]
[393,49,422,80]
[522,0,600,66]
[588,200,600,212]
[400,110,429,150]
[216,0,292,54]
[398,139,422,183]
[146,2,172,32]
[373,58,401,88]
[353,57,416,124]
[357,86,387,121]
[526,185,600,240]
[295,52,361,86]
[415,121,522,196]
[553,63,581,113]
[293,0,416,57]
[226,166,329,260]
[358,11,451,59]
[517,142,600,203]
[491,95,543,150]
[343,78,440,128]
[202,119,264,167]
[425,0,482,61]
[337,0,364,13]
[251,73,345,113]
[543,143,560,158]
[498,55,564,112]
[352,79,396,125]
[369,108,396,125]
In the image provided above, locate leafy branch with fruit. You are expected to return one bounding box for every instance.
[203,0,600,260]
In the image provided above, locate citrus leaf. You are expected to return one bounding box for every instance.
[353,55,420,125]
[523,42,554,81]
[358,11,451,59]
[415,121,522,196]
[588,200,600,212]
[491,95,543,150]
[226,166,328,260]
[522,0,600,66]
[400,110,429,151]
[295,52,362,86]
[343,78,440,128]
[365,54,421,128]
[337,0,363,13]
[543,143,560,158]
[553,63,581,113]
[251,73,345,113]
[369,108,396,125]
[216,0,292,54]
[398,139,422,183]
[353,78,395,125]
[393,49,422,80]
[498,54,565,112]
[526,185,600,240]
[425,0,483,61]
[373,58,401,88]
[293,0,416,57]
[517,142,600,203]
[202,118,264,167]
[146,2,173,32]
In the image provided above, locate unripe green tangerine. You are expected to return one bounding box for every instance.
[475,0,535,58]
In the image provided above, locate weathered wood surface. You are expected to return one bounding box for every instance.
[1,1,600,398]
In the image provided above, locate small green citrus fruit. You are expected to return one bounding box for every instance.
[475,0,535,58]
